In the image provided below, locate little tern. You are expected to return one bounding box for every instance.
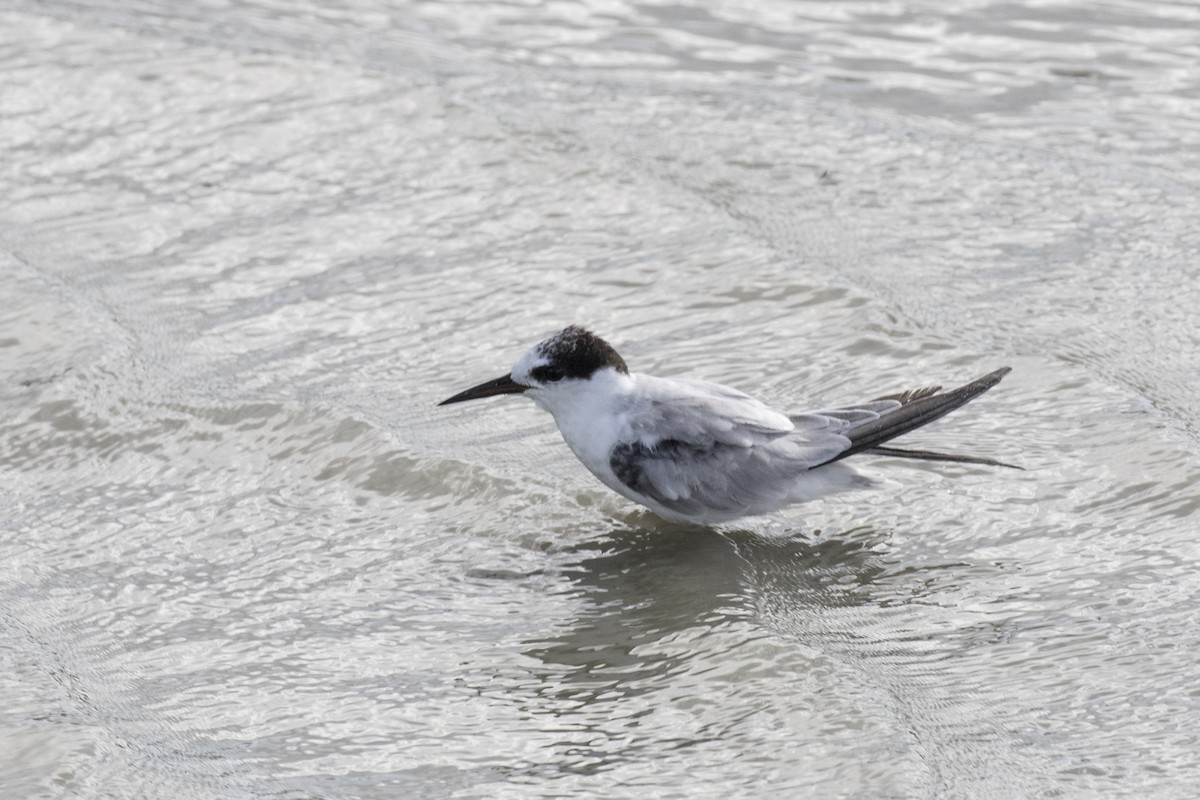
[440,326,1018,524]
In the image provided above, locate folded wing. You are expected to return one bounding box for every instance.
[609,369,1014,518]
[611,376,900,517]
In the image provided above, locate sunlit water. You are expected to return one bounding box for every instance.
[2,1,1199,798]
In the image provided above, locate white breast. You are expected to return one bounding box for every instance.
[529,368,636,490]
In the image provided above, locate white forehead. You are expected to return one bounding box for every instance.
[511,343,549,383]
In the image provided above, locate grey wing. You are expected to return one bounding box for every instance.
[791,398,903,430]
[816,369,1017,467]
[610,370,1014,517]
[610,403,900,518]
[628,375,795,446]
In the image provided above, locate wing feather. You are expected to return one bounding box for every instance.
[627,375,795,447]
[606,370,1011,520]
[610,375,889,518]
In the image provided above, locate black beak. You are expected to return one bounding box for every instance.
[438,373,528,406]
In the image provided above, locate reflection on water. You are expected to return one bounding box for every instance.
[533,528,746,684]
[533,524,895,682]
[479,525,933,791]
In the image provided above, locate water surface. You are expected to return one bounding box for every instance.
[2,1,1199,798]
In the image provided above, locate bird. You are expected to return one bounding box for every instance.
[439,325,1018,525]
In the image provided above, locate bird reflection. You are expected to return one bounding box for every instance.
[524,519,893,706]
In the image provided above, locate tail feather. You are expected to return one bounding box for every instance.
[867,445,1023,470]
[820,367,1015,468]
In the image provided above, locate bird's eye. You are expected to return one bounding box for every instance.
[533,365,564,383]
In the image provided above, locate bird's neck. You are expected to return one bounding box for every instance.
[541,369,634,468]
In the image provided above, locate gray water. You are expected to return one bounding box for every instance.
[2,1,1200,798]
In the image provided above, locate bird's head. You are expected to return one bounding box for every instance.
[438,326,629,412]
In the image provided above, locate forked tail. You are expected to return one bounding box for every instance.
[823,367,1021,470]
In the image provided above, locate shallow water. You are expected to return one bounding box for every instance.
[2,1,1200,798]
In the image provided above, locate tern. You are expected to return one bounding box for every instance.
[440,326,1018,524]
